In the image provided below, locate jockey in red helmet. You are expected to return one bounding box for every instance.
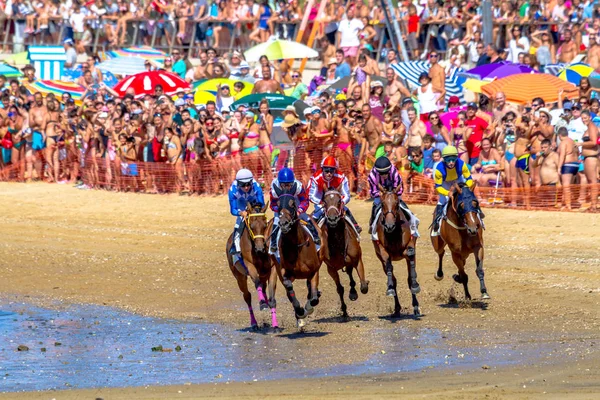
[308,156,362,233]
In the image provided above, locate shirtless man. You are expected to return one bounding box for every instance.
[385,67,411,111]
[252,66,284,94]
[349,85,365,109]
[529,109,555,188]
[361,104,383,163]
[558,29,578,64]
[580,110,598,211]
[27,93,49,182]
[533,139,560,186]
[557,126,579,210]
[44,98,63,182]
[427,51,446,105]
[406,108,427,149]
[514,117,532,207]
[492,91,519,126]
[587,34,600,70]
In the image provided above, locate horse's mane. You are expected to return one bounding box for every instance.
[382,179,395,193]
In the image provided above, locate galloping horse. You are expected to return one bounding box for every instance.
[320,187,368,318]
[431,183,490,301]
[372,184,421,317]
[272,188,322,329]
[226,202,280,331]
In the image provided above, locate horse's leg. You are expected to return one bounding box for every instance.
[282,272,306,319]
[267,266,281,331]
[309,271,320,308]
[475,246,490,300]
[451,252,471,300]
[385,257,396,297]
[355,256,369,295]
[405,247,421,317]
[433,238,445,281]
[246,262,268,311]
[235,273,258,330]
[328,265,348,318]
[391,275,401,317]
[347,266,358,301]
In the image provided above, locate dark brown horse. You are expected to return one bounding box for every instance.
[320,187,369,318]
[431,183,490,301]
[226,202,280,331]
[372,184,421,317]
[272,188,322,329]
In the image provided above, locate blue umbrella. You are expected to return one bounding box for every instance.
[97,57,148,77]
[390,61,467,103]
[0,63,22,78]
[62,65,118,88]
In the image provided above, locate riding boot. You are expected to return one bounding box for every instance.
[307,220,321,246]
[269,225,279,253]
[433,204,444,232]
[368,202,379,234]
[230,217,243,255]
[345,208,362,234]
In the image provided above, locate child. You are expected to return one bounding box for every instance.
[426,148,442,178]
[406,5,420,59]
[348,54,371,101]
[422,134,434,173]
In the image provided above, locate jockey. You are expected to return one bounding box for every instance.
[228,169,265,257]
[309,155,362,233]
[269,167,321,253]
[367,156,420,237]
[432,145,476,232]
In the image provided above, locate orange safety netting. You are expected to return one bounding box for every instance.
[1,148,598,212]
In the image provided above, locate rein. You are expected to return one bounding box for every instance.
[323,189,343,217]
[245,212,267,240]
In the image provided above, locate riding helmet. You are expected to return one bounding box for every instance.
[374,156,392,173]
[321,155,339,170]
[278,168,295,183]
[235,168,254,183]
[441,146,459,159]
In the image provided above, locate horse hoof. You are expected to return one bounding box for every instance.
[386,288,396,297]
[360,282,369,294]
[317,290,322,298]
[305,305,314,316]
[251,324,260,332]
[259,301,268,311]
[349,290,358,301]
[310,297,320,307]
[295,308,307,319]
[271,326,283,334]
[434,272,444,281]
[411,284,421,294]
[297,318,307,329]
[414,307,421,317]
[481,292,491,300]
[452,274,462,284]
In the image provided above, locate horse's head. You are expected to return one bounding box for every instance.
[452,183,480,236]
[379,182,401,233]
[245,201,269,253]
[323,185,343,227]
[275,184,298,234]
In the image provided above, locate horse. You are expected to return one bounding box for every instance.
[372,184,421,317]
[319,187,369,318]
[272,187,322,329]
[226,201,280,331]
[431,183,490,301]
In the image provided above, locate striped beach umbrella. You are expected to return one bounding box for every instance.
[108,46,166,67]
[23,80,86,104]
[113,71,191,98]
[0,63,23,78]
[97,57,148,77]
[390,61,467,102]
[557,63,594,85]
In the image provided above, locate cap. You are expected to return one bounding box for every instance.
[240,62,250,69]
[572,102,582,110]
[281,114,300,128]
[563,101,573,110]
[183,93,194,100]
[401,97,413,106]
[310,106,321,114]
[328,57,337,65]
[370,81,384,88]
[221,83,230,89]
[467,102,478,109]
[245,111,255,118]
[303,107,312,116]
[448,96,460,104]
[174,98,185,107]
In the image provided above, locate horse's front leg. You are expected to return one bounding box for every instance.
[282,271,306,320]
[355,256,369,295]
[305,271,320,314]
[405,246,421,317]
[267,265,281,331]
[474,246,490,300]
[246,262,268,311]
[451,252,471,300]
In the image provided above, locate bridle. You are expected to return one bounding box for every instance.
[323,189,343,225]
[278,193,298,233]
[448,188,480,235]
[244,212,267,241]
[381,191,400,232]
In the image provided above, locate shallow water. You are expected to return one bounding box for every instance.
[0,300,560,392]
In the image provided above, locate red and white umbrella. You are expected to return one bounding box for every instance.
[113,71,191,98]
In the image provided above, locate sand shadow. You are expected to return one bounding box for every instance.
[438,300,489,310]
[312,315,369,324]
[378,313,422,323]
[236,325,284,335]
[277,331,331,339]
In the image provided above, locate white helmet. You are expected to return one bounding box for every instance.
[235,168,254,183]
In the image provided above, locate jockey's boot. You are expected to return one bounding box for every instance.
[345,208,362,234]
[368,202,380,235]
[269,226,279,253]
[307,220,321,247]
[433,204,444,232]
[230,227,242,255]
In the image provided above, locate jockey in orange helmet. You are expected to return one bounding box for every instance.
[308,155,362,233]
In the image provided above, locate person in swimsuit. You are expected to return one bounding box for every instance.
[164,127,184,194]
[449,111,472,165]
[514,116,532,207]
[580,110,599,211]
[471,138,502,187]
[257,99,274,164]
[529,108,554,188]
[240,111,260,155]
[348,55,371,101]
[428,112,450,152]
[249,0,272,43]
[557,126,580,210]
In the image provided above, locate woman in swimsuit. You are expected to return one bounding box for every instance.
[225,110,243,170]
[249,0,272,43]
[165,127,184,194]
[240,111,261,175]
[450,111,472,165]
[471,138,502,187]
[580,110,598,211]
[5,106,26,180]
[257,99,274,164]
[428,112,450,152]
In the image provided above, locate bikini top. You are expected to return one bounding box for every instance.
[481,160,497,166]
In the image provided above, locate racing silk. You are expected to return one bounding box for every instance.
[228,179,265,216]
[270,178,310,214]
[434,158,474,196]
[308,170,351,205]
[368,164,403,199]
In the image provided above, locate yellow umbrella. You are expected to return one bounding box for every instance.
[194,90,217,104]
[463,78,490,94]
[194,78,254,104]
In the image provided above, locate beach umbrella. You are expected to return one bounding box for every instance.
[230,93,308,114]
[4,52,29,67]
[481,73,577,104]
[113,71,191,98]
[462,78,488,94]
[390,61,467,102]
[108,46,166,67]
[61,65,118,88]
[194,78,253,104]
[589,70,600,89]
[97,57,148,77]
[460,62,537,80]
[244,38,319,62]
[23,80,86,104]
[326,75,388,93]
[0,63,23,78]
[557,63,594,85]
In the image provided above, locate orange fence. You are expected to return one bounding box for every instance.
[0,148,598,212]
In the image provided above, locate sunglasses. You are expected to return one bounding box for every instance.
[292,74,300,78]
[429,54,438,58]
[240,182,252,188]
[444,156,458,163]
[205,122,214,126]
[323,167,336,174]
[221,87,230,90]
[429,116,439,120]
[532,103,540,107]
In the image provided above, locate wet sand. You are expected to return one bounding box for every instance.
[0,183,599,398]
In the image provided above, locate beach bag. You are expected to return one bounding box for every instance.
[1,132,13,149]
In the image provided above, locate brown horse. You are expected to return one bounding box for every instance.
[372,184,421,317]
[272,188,322,329]
[226,202,280,331]
[320,188,369,318]
[431,183,490,301]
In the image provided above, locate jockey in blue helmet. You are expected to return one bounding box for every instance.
[269,167,320,254]
[228,168,265,259]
